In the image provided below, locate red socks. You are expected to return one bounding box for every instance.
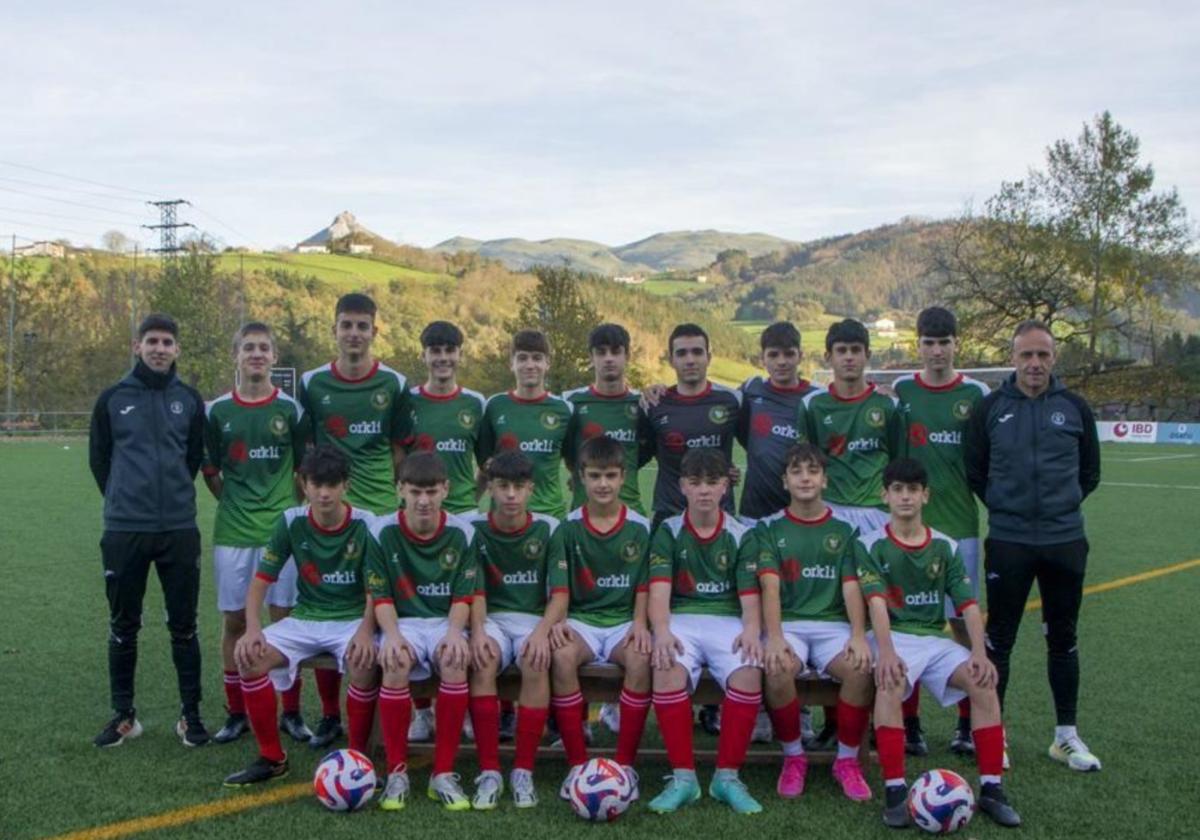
[551,691,589,767]
[514,705,549,771]
[836,698,871,749]
[958,698,972,720]
[378,686,412,772]
[242,674,284,762]
[315,668,342,718]
[223,670,244,715]
[768,698,803,745]
[902,690,920,719]
[433,681,470,775]
[654,689,695,771]
[469,695,502,773]
[876,725,906,783]
[345,683,378,753]
[615,688,651,767]
[974,724,1005,777]
[716,687,761,770]
[280,675,302,715]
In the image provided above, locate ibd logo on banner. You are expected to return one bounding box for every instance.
[1111,421,1157,443]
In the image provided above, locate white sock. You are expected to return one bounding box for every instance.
[836,741,858,760]
[1055,725,1078,742]
[781,738,804,757]
[980,774,1001,786]
[885,778,906,789]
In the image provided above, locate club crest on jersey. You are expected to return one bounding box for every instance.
[953,400,973,420]
[371,390,390,410]
[540,411,562,431]
[823,533,843,553]
[343,539,360,560]
[621,540,641,563]
[708,405,731,425]
[367,570,385,590]
[625,404,639,419]
[1051,411,1066,426]
[523,538,544,560]
[270,414,289,437]
[458,410,477,429]
[440,549,460,570]
[170,400,184,415]
[321,394,332,405]
[866,407,885,428]
[927,559,942,580]
[714,550,730,570]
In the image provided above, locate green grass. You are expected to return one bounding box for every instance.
[639,278,707,296]
[213,253,451,288]
[1,441,1197,838]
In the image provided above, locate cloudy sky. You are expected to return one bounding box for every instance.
[1,1,1196,250]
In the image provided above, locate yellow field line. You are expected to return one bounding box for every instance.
[1024,556,1200,613]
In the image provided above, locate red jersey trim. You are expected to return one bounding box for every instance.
[255,571,277,584]
[828,382,876,403]
[635,584,649,593]
[684,509,724,545]
[914,372,964,392]
[398,510,447,544]
[589,384,631,399]
[885,524,932,551]
[649,575,672,585]
[757,568,781,578]
[488,511,532,536]
[550,586,569,595]
[374,596,395,607]
[784,507,832,526]
[308,504,353,535]
[738,587,760,597]
[232,387,279,407]
[767,379,811,394]
[507,389,549,405]
[841,575,859,583]
[582,504,627,537]
[202,465,220,477]
[451,595,474,605]
[956,598,978,615]
[418,384,462,402]
[331,359,380,383]
[666,382,713,403]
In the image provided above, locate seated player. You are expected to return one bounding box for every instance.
[549,435,654,801]
[367,452,484,812]
[647,448,765,816]
[857,458,1021,828]
[466,450,568,808]
[757,443,873,801]
[223,445,379,786]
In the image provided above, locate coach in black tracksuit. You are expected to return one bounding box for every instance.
[88,313,209,748]
[965,320,1102,771]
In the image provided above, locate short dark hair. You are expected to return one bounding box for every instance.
[669,323,709,353]
[1012,319,1053,344]
[761,321,801,351]
[589,323,630,353]
[784,442,827,473]
[883,457,928,488]
[420,320,464,349]
[484,450,534,483]
[680,447,729,480]
[138,313,178,339]
[299,444,351,485]
[512,329,551,356]
[232,321,274,352]
[916,307,957,338]
[335,292,377,318]
[825,318,870,353]
[577,435,625,471]
[398,451,448,487]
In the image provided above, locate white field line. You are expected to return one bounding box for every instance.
[1101,481,1200,491]
[1106,454,1198,463]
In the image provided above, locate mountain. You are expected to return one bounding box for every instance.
[296,211,386,249]
[432,229,798,274]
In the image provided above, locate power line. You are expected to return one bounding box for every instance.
[190,204,252,245]
[0,204,143,229]
[0,175,148,203]
[0,160,164,199]
[0,185,153,220]
[0,218,107,239]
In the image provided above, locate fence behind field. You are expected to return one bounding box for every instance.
[1,411,91,436]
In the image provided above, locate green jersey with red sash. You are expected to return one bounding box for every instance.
[754,507,858,622]
[802,383,902,510]
[365,510,478,619]
[466,511,561,615]
[547,505,650,627]
[648,511,760,617]
[562,384,645,513]
[404,385,486,514]
[476,391,572,518]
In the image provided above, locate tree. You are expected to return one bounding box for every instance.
[150,251,241,394]
[102,230,131,254]
[501,267,600,392]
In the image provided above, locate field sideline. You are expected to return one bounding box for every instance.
[1,441,1197,839]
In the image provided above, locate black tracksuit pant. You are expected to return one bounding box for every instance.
[100,528,202,715]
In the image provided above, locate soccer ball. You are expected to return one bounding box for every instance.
[908,769,975,834]
[567,757,634,822]
[313,748,376,812]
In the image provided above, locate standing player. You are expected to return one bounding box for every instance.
[549,436,654,799]
[367,452,483,811]
[477,330,572,518]
[467,451,568,808]
[203,323,311,745]
[737,322,821,521]
[892,307,990,756]
[563,322,646,514]
[756,443,874,801]
[855,458,1020,828]
[299,292,411,747]
[646,448,765,815]
[222,445,379,786]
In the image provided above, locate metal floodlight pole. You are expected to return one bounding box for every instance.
[5,234,16,426]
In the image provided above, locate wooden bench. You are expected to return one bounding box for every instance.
[300,655,865,764]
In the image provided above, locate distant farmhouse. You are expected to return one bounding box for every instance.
[295,211,379,254]
[15,240,66,258]
[868,317,898,338]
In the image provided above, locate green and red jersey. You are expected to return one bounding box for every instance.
[547,505,651,627]
[365,510,478,619]
[403,385,486,514]
[476,391,572,518]
[299,360,411,515]
[204,388,306,547]
[562,385,646,513]
[894,373,990,539]
[648,511,760,617]
[466,511,560,615]
[802,383,902,510]
[855,525,975,637]
[754,507,858,622]
[257,504,373,621]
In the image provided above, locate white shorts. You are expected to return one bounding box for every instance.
[871,631,970,707]
[565,618,632,663]
[671,613,759,691]
[945,538,981,619]
[487,611,542,670]
[213,546,298,612]
[263,616,362,690]
[780,619,852,677]
[828,504,890,534]
[389,616,499,680]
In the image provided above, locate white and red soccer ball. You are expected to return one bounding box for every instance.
[908,769,976,834]
[313,749,376,812]
[567,757,635,822]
